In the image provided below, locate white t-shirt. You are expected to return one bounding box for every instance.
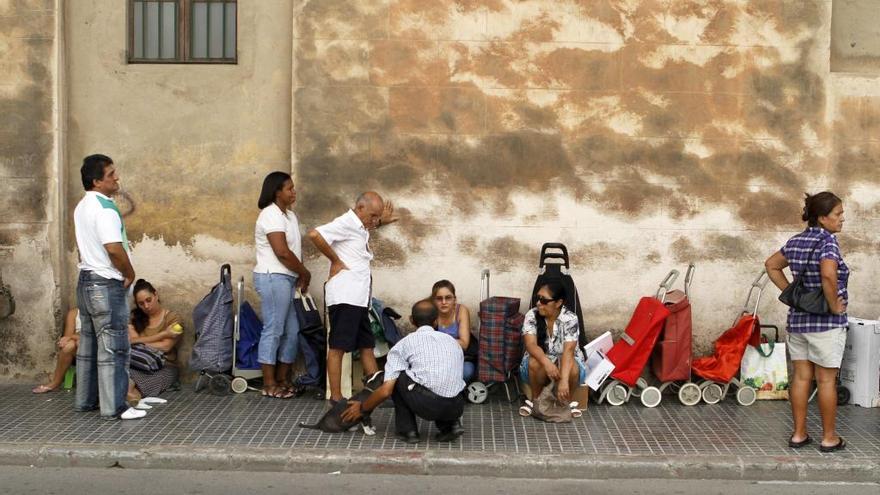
[253,203,302,276]
[315,209,373,308]
[73,191,128,280]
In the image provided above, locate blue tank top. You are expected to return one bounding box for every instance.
[436,305,460,338]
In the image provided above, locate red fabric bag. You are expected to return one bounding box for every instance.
[606,297,671,388]
[692,314,760,383]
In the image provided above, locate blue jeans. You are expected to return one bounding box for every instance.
[254,272,300,365]
[75,271,130,419]
[519,354,587,384]
[463,361,476,382]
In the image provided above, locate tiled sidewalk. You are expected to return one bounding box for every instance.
[1,384,878,460]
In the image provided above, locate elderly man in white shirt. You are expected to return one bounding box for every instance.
[342,299,467,444]
[308,191,396,403]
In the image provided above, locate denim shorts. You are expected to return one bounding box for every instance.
[519,354,587,384]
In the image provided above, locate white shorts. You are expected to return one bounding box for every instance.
[787,327,847,369]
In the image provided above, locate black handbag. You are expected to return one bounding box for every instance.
[778,241,830,315]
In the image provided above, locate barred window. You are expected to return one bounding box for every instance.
[129,0,236,63]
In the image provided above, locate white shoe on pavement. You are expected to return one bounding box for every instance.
[120,407,147,420]
[140,397,167,405]
[134,400,153,410]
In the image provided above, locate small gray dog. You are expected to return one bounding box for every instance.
[298,371,384,435]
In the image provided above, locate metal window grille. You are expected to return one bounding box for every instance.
[129,0,236,63]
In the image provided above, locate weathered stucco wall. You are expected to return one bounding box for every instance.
[5,0,880,379]
[62,0,294,375]
[0,0,61,378]
[293,0,880,353]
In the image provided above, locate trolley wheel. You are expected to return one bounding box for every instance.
[606,384,628,406]
[209,374,232,396]
[702,382,724,404]
[467,382,489,404]
[640,386,662,408]
[837,386,851,405]
[678,382,702,406]
[231,377,249,394]
[736,386,757,406]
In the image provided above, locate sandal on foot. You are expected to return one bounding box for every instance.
[569,401,583,418]
[788,435,811,448]
[519,400,534,417]
[819,437,846,453]
[32,384,56,394]
[274,388,295,399]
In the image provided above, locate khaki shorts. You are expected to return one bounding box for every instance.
[787,327,847,369]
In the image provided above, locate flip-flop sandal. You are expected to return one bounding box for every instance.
[819,437,846,453]
[32,385,56,394]
[261,387,275,398]
[273,388,295,399]
[788,435,812,448]
[569,401,583,418]
[519,399,534,417]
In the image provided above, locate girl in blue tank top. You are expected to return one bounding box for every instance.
[431,280,475,382]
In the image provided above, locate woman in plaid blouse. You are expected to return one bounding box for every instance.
[765,191,848,453]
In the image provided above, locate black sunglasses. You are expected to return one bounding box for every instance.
[536,296,559,305]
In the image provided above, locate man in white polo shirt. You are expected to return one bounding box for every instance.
[73,154,143,420]
[308,191,396,403]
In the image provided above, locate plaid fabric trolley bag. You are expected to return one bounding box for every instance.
[478,297,524,383]
[466,269,525,404]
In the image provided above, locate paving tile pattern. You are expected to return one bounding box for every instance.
[1,384,878,458]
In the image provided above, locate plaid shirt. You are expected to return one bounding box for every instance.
[384,326,465,398]
[780,227,849,333]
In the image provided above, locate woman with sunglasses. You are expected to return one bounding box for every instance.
[518,280,586,418]
[430,280,475,382]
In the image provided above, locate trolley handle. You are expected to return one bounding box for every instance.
[743,269,769,317]
[751,269,770,289]
[539,243,570,269]
[539,252,570,269]
[684,263,695,298]
[233,276,244,342]
[759,324,780,343]
[655,269,680,302]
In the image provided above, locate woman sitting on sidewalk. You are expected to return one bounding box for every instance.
[431,280,475,382]
[32,308,81,394]
[126,279,184,404]
[518,280,586,418]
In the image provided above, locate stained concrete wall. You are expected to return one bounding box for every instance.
[62,0,294,376]
[4,0,880,379]
[831,0,880,73]
[0,0,61,378]
[293,0,880,353]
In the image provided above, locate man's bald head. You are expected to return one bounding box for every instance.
[354,191,384,229]
[410,299,439,328]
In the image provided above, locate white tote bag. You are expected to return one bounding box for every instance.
[740,331,789,400]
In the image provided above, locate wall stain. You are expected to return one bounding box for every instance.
[483,235,534,273]
[671,234,760,263]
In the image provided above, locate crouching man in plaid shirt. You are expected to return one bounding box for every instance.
[342,299,466,444]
